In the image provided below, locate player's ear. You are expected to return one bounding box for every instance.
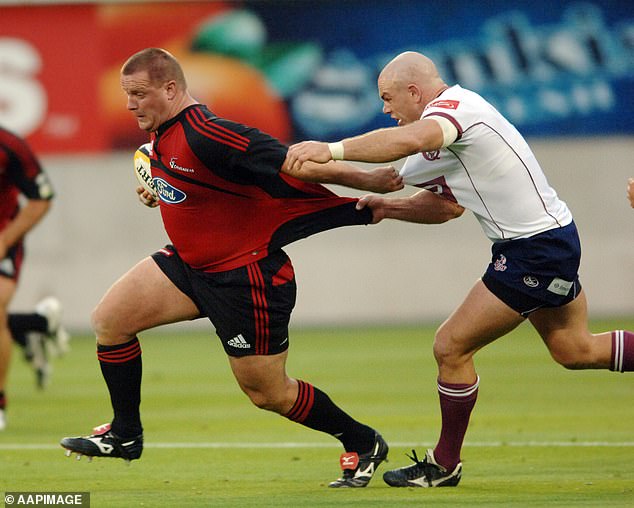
[164,80,177,101]
[407,84,423,103]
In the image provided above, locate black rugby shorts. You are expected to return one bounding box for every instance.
[152,246,296,356]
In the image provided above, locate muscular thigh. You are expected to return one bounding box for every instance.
[438,279,525,357]
[93,256,200,341]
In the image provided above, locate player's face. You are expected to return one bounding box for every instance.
[378,78,420,126]
[121,70,172,132]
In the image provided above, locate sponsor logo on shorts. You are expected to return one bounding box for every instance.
[547,277,573,296]
[227,334,251,349]
[493,254,508,272]
[154,178,186,204]
[523,275,539,288]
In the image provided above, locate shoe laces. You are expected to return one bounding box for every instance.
[406,449,423,465]
[401,449,439,480]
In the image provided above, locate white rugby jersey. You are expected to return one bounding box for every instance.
[400,85,572,241]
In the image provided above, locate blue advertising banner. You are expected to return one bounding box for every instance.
[197,0,634,140]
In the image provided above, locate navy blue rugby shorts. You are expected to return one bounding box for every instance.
[152,246,296,357]
[482,221,582,317]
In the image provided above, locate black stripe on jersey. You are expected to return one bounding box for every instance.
[269,201,372,251]
[152,156,250,198]
[181,107,331,200]
[187,108,249,152]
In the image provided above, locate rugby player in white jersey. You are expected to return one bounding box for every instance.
[285,51,634,488]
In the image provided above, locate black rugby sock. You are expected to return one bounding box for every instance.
[8,313,48,347]
[285,380,376,453]
[97,337,143,438]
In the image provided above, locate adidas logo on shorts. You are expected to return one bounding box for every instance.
[227,334,251,349]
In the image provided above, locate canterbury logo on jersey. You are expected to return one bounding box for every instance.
[154,178,186,204]
[227,334,251,349]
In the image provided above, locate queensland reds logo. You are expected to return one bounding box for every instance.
[415,175,457,203]
[422,150,440,161]
[493,254,508,272]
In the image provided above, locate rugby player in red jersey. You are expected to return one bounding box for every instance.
[0,127,69,430]
[60,47,462,488]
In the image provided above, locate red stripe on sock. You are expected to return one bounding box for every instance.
[286,380,306,421]
[97,339,142,364]
[286,381,315,423]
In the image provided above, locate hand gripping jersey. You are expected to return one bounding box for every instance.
[0,126,54,231]
[400,85,572,241]
[149,105,371,272]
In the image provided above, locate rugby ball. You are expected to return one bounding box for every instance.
[133,143,158,198]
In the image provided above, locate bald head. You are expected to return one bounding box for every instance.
[378,52,447,125]
[380,52,444,93]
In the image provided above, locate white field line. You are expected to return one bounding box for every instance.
[1,441,634,451]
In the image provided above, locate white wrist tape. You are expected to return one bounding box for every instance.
[328,141,345,160]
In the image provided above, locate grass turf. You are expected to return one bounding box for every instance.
[1,321,633,506]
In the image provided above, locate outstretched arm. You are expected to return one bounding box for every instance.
[281,160,404,194]
[285,118,445,172]
[628,178,634,208]
[356,189,465,225]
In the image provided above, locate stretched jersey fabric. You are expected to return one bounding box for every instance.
[0,126,54,231]
[400,85,572,241]
[149,105,371,272]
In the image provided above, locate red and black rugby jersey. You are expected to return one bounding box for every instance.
[0,127,53,230]
[150,105,371,272]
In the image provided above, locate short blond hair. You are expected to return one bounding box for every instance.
[121,48,187,88]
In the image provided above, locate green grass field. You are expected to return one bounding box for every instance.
[1,321,633,507]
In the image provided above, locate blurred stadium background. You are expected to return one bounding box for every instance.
[1,0,633,331]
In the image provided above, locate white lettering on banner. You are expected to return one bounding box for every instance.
[0,38,47,136]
